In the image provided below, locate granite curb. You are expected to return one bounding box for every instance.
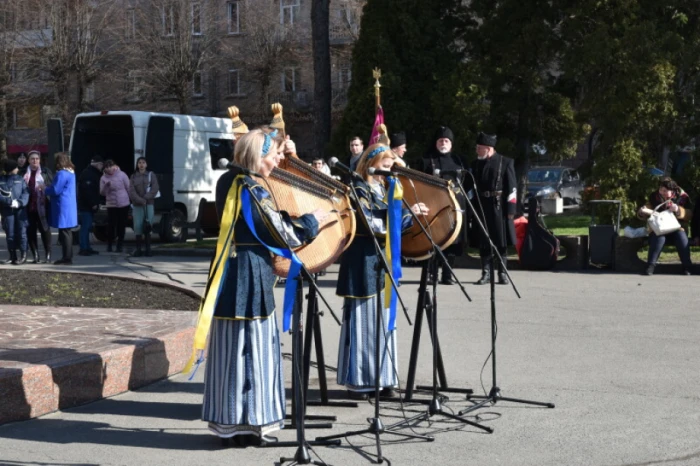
[0,269,199,425]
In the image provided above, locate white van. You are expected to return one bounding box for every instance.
[69,111,234,242]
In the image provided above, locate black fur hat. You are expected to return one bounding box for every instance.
[433,126,454,143]
[390,132,407,148]
[476,132,497,147]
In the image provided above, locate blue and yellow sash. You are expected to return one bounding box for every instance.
[383,177,403,331]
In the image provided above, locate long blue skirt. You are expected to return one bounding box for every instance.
[336,295,398,392]
[202,315,285,437]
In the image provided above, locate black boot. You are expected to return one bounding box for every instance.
[144,233,152,257]
[644,263,655,276]
[497,258,509,285]
[15,251,27,266]
[44,249,51,264]
[6,250,17,265]
[30,246,39,264]
[132,235,143,257]
[440,256,455,285]
[116,239,123,253]
[475,260,491,285]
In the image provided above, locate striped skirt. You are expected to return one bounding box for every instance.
[336,295,398,392]
[202,315,285,438]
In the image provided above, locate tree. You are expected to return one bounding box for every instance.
[129,0,223,115]
[330,0,485,165]
[17,0,118,140]
[0,0,21,159]
[560,0,700,220]
[456,0,589,206]
[234,1,308,120]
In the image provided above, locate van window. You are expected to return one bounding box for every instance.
[71,115,134,176]
[209,138,234,170]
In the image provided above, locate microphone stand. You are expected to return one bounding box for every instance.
[386,195,491,433]
[402,177,476,401]
[449,174,554,417]
[316,177,432,464]
[241,182,340,464]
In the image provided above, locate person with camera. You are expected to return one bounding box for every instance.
[0,159,29,265]
[129,157,159,257]
[637,177,693,276]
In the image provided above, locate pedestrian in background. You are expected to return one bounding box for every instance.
[44,153,77,265]
[129,157,159,257]
[0,159,29,265]
[100,159,130,253]
[77,155,104,256]
[637,177,693,276]
[16,153,27,171]
[23,150,53,263]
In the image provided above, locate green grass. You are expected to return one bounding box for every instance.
[541,214,590,236]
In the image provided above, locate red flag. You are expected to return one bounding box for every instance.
[369,106,385,145]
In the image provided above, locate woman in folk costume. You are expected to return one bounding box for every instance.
[336,143,429,400]
[195,127,328,446]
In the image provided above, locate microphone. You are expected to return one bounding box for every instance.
[228,162,262,178]
[368,167,397,177]
[328,157,361,179]
[433,168,464,177]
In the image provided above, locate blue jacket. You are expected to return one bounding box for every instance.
[45,169,78,229]
[0,174,29,219]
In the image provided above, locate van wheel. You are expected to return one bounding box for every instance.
[160,210,186,243]
[93,226,109,243]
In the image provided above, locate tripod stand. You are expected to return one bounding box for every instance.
[316,179,433,464]
[302,277,358,409]
[387,197,491,433]
[450,175,555,416]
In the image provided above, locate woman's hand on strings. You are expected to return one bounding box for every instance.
[411,202,429,216]
[311,208,330,224]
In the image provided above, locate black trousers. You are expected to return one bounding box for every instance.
[107,206,129,246]
[27,210,51,254]
[58,228,73,261]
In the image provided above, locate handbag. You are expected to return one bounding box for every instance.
[647,202,681,236]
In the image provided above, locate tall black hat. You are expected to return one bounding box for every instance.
[433,126,454,143]
[390,132,407,148]
[476,132,497,147]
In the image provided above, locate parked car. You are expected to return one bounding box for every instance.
[525,166,584,206]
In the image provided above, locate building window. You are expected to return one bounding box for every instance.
[125,9,135,39]
[228,69,240,95]
[162,6,175,36]
[193,71,203,96]
[191,1,202,35]
[227,1,239,34]
[282,68,298,92]
[280,0,299,25]
[126,70,146,98]
[209,138,235,170]
[10,106,42,129]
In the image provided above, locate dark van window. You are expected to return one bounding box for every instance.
[209,138,234,170]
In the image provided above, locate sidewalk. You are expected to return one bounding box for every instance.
[1,237,700,465]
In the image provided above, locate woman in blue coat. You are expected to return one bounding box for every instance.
[44,152,78,265]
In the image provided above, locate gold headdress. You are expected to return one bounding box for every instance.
[227,106,249,138]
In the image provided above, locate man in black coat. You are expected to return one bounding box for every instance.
[466,132,517,285]
[422,126,468,285]
[77,155,104,255]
